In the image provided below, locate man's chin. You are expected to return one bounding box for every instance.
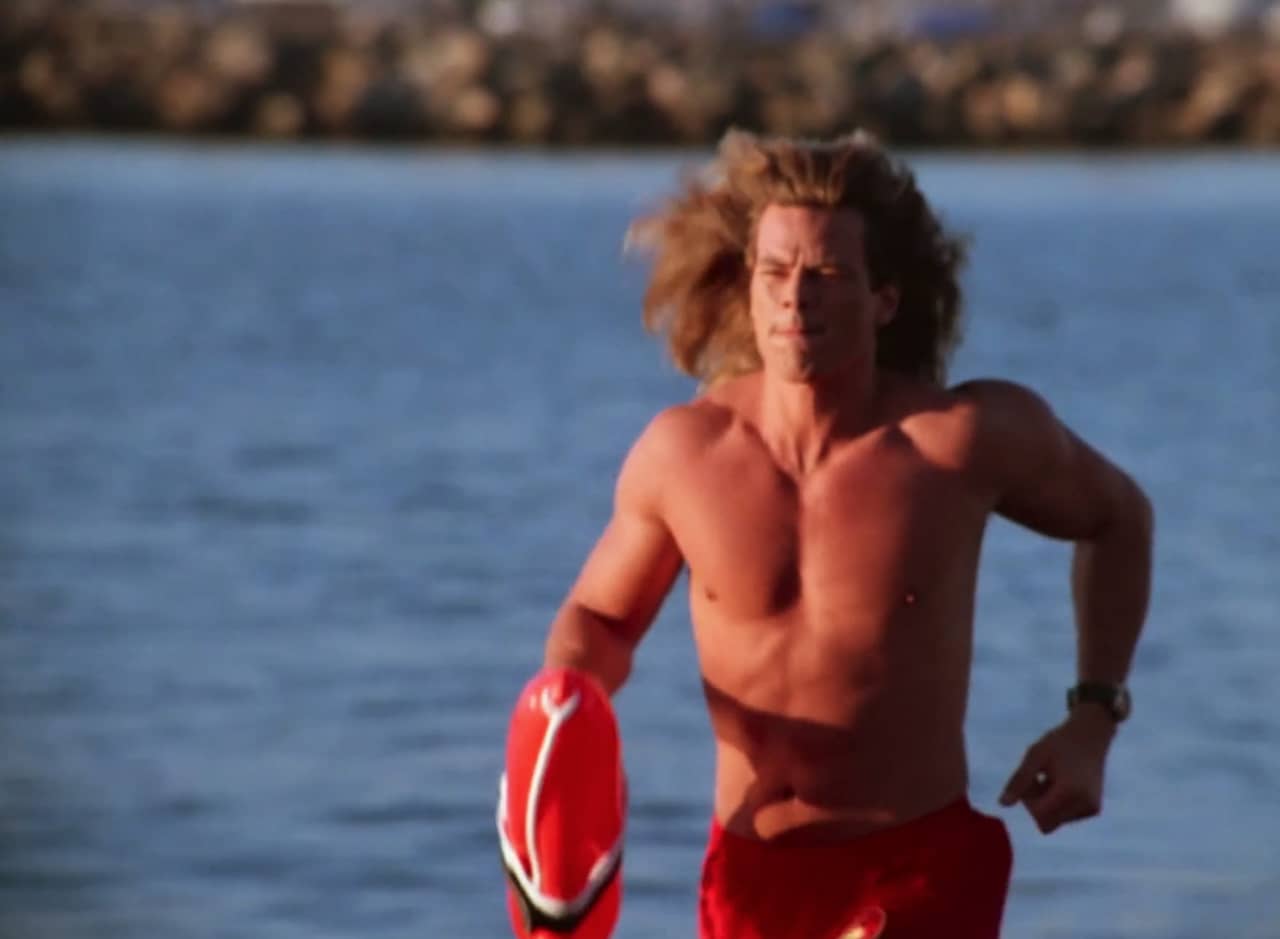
[767,356,826,385]
[780,368,821,385]
[761,346,868,386]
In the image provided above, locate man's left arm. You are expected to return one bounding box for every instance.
[959,380,1155,834]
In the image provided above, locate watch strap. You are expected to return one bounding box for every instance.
[1067,681,1131,722]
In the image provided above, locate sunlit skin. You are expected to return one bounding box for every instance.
[546,204,1153,842]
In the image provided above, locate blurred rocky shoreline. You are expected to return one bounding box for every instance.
[3,1,1279,147]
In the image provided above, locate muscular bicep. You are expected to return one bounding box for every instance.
[997,423,1132,541]
[567,507,683,640]
[964,381,1137,542]
[563,414,686,640]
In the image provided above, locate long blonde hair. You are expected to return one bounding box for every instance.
[629,129,967,386]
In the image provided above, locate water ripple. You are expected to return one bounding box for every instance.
[2,141,1277,939]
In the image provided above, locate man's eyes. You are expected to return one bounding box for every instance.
[759,265,848,278]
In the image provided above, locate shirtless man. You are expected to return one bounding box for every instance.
[537,131,1154,938]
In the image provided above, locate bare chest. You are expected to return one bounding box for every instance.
[665,431,987,623]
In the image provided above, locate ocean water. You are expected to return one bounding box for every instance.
[1,139,1277,939]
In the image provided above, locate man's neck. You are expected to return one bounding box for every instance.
[758,365,881,478]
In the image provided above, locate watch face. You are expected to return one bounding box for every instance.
[1114,687,1132,720]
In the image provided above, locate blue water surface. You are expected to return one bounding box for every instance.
[1,139,1278,938]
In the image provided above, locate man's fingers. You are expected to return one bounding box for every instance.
[1028,790,1099,834]
[1025,784,1074,834]
[1058,793,1102,826]
[999,747,1048,806]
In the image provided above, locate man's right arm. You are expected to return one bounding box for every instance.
[544,412,686,694]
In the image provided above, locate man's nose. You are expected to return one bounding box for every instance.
[779,269,815,311]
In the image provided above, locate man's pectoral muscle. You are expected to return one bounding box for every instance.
[544,415,685,694]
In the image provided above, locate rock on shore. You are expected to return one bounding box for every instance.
[2,1,1278,146]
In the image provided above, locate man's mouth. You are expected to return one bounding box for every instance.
[773,324,826,338]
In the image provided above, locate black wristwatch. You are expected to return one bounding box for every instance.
[1067,682,1132,723]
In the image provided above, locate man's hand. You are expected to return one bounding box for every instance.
[999,707,1116,834]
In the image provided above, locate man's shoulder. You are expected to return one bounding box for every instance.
[639,374,759,450]
[945,378,1060,439]
[635,396,737,459]
[948,378,1051,413]
[617,396,738,512]
[892,377,1059,473]
[936,378,1070,486]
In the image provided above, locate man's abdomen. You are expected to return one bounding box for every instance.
[698,612,973,842]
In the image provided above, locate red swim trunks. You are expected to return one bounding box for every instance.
[699,799,1012,939]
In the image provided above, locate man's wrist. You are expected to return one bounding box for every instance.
[1065,700,1120,739]
[1067,681,1132,723]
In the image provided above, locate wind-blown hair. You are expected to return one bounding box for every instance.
[628,129,968,386]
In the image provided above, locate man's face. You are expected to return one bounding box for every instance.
[749,204,898,383]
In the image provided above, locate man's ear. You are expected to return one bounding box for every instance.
[875,284,900,327]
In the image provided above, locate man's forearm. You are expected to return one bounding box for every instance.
[544,602,636,695]
[1071,482,1154,685]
